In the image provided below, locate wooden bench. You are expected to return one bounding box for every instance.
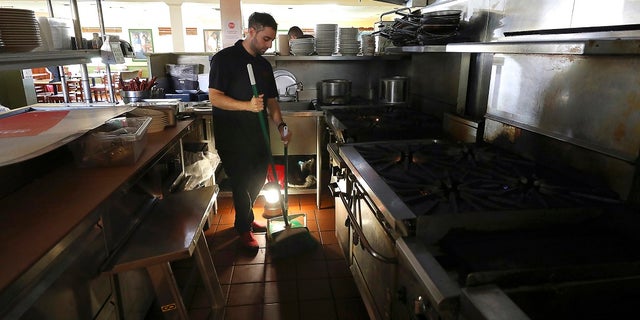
[103,186,224,319]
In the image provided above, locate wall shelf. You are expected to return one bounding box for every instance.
[0,50,100,72]
[447,39,640,55]
[265,54,407,62]
[385,45,447,54]
[385,39,640,55]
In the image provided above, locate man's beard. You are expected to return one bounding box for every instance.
[250,38,266,55]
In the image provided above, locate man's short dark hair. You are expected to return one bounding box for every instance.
[288,26,303,38]
[248,12,277,31]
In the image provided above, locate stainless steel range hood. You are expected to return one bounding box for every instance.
[374,0,407,5]
[374,0,428,7]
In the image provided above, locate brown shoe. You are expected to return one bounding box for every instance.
[240,231,259,249]
[251,220,267,232]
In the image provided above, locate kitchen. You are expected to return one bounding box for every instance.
[1,0,640,319]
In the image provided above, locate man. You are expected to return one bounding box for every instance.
[287,26,304,39]
[208,12,291,249]
[288,26,314,39]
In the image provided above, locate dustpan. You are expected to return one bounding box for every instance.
[267,141,308,236]
[266,142,317,257]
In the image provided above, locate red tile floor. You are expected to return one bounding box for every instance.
[191,193,370,320]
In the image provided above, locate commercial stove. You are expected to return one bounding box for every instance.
[324,105,444,198]
[324,105,443,145]
[323,105,444,265]
[338,139,640,320]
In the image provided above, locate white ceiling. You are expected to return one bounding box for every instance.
[1,0,405,53]
[2,0,402,29]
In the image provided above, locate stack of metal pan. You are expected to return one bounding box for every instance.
[290,38,315,56]
[315,24,338,56]
[0,8,42,52]
[417,10,462,45]
[376,9,461,47]
[338,27,360,56]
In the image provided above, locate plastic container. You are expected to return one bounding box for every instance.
[37,17,73,50]
[69,116,152,167]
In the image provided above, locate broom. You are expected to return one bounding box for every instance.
[247,64,317,258]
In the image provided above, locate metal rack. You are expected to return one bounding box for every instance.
[266,55,407,61]
[0,50,98,72]
[0,0,104,103]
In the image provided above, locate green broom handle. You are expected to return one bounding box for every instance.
[283,138,289,215]
[248,64,287,216]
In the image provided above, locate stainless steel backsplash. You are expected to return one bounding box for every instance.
[413,0,640,202]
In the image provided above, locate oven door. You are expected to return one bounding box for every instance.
[346,175,398,320]
[329,143,351,260]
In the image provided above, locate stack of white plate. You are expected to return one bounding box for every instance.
[315,24,338,56]
[289,38,315,56]
[338,27,360,56]
[361,34,375,56]
[130,108,167,133]
[0,8,42,53]
[274,69,297,101]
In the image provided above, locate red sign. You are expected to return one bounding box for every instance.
[228,22,235,29]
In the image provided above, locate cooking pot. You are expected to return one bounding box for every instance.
[321,79,351,105]
[379,76,409,105]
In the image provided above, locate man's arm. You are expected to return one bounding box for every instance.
[266,97,283,124]
[209,88,264,112]
[266,97,292,144]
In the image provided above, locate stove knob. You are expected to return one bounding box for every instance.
[397,286,407,304]
[414,296,427,316]
[352,232,360,246]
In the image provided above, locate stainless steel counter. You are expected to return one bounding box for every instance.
[0,120,194,318]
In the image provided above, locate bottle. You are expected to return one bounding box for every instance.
[91,33,103,49]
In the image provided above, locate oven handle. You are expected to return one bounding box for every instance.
[328,182,341,198]
[340,192,397,264]
[339,189,350,208]
[358,186,396,236]
[337,189,353,227]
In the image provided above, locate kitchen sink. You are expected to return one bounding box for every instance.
[278,101,316,111]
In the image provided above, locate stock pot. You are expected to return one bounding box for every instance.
[320,79,351,105]
[379,76,409,105]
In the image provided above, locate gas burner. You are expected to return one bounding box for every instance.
[326,106,442,143]
[353,142,622,215]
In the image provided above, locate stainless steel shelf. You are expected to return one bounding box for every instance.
[385,39,640,55]
[385,45,447,53]
[0,50,100,71]
[267,54,406,61]
[447,39,640,55]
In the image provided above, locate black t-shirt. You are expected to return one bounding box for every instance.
[208,40,278,159]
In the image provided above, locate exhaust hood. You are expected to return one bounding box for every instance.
[374,0,408,4]
[374,0,428,6]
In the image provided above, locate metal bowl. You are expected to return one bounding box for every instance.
[121,90,150,104]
